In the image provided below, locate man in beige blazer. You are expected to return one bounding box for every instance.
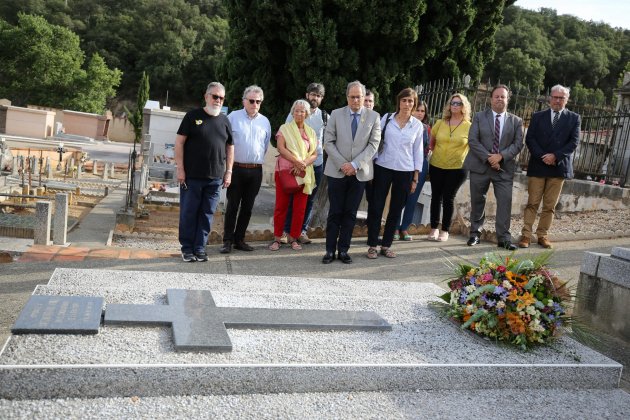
[322,80,381,264]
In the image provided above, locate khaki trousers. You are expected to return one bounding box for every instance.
[521,176,564,239]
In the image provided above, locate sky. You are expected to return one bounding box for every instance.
[515,0,630,30]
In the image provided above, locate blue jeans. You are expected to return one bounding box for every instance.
[179,177,223,253]
[283,164,324,234]
[398,158,429,232]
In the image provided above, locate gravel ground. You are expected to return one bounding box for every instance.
[112,208,630,251]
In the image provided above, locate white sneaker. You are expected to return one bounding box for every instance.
[437,231,449,242]
[298,232,312,244]
[427,229,439,241]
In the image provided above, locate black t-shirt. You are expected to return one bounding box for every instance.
[177,108,233,179]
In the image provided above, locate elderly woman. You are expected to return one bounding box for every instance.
[270,99,317,251]
[427,93,471,242]
[366,88,424,259]
[394,100,431,241]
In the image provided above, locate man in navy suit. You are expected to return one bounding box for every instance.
[518,85,580,249]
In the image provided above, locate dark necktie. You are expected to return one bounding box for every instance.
[351,113,358,140]
[552,111,559,129]
[492,114,501,154]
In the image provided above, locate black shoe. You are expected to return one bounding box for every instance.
[467,235,481,246]
[234,241,254,251]
[497,241,517,251]
[194,251,208,262]
[338,251,353,264]
[181,252,197,262]
[220,241,232,254]
[322,252,335,264]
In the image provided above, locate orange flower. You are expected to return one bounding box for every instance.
[517,292,536,311]
[506,312,526,334]
[507,289,519,302]
[506,271,528,288]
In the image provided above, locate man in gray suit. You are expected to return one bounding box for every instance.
[322,80,381,264]
[464,84,524,250]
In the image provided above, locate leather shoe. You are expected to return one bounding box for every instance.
[322,252,335,264]
[497,241,517,251]
[518,236,530,248]
[338,251,353,264]
[219,241,232,254]
[537,237,553,249]
[234,241,254,251]
[467,235,480,246]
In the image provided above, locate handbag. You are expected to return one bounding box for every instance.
[276,155,305,193]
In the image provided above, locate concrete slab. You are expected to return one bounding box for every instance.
[0,268,621,400]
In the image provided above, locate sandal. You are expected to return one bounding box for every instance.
[269,240,281,251]
[290,240,302,250]
[367,247,378,259]
[427,228,439,241]
[402,231,412,241]
[437,231,449,242]
[380,247,396,258]
[393,232,400,241]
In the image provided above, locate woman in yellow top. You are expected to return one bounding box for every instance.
[270,99,317,251]
[427,93,472,242]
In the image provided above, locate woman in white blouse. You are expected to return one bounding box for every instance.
[366,88,424,259]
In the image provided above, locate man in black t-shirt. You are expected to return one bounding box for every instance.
[175,82,234,262]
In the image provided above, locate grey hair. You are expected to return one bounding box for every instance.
[550,84,570,98]
[290,99,311,116]
[306,82,325,96]
[346,80,366,96]
[242,85,264,100]
[206,82,225,93]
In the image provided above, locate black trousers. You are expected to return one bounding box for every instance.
[367,164,412,248]
[428,164,467,232]
[325,175,365,254]
[223,166,263,242]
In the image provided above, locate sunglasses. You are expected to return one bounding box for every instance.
[450,101,463,106]
[210,94,225,101]
[247,99,262,105]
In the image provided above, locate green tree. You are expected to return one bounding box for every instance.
[0,13,120,112]
[125,72,150,144]
[490,48,545,93]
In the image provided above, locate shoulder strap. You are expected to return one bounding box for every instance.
[378,113,393,154]
[322,110,329,126]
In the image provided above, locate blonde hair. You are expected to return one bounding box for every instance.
[441,93,471,122]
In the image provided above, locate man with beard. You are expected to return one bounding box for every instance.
[175,82,234,262]
[281,82,328,244]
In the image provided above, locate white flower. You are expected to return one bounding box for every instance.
[496,301,506,309]
[502,280,512,290]
[525,306,538,316]
[465,285,476,293]
[546,299,555,307]
[529,318,545,332]
[466,304,476,313]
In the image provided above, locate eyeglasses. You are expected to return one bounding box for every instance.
[209,94,225,101]
[246,99,262,105]
[450,101,463,106]
[551,96,567,100]
[348,95,363,100]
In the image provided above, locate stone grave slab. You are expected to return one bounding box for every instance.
[11,295,103,334]
[0,268,622,400]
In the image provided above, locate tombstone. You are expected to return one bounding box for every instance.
[102,162,109,180]
[12,295,103,334]
[92,160,98,175]
[34,201,52,245]
[53,193,68,245]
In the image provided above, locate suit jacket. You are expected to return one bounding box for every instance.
[464,109,524,175]
[324,106,381,181]
[525,108,580,179]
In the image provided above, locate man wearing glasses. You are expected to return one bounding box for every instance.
[175,82,234,262]
[518,84,580,249]
[322,80,381,264]
[220,85,271,254]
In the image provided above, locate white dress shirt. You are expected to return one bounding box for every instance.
[375,114,423,172]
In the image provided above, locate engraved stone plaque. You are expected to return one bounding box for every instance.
[11,295,104,334]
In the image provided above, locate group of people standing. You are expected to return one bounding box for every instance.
[174,80,580,264]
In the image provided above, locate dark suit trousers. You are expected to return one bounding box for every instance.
[223,166,262,242]
[367,164,412,248]
[469,170,514,242]
[326,175,366,253]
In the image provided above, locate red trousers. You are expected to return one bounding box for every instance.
[274,172,308,238]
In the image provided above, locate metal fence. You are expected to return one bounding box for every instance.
[415,77,630,187]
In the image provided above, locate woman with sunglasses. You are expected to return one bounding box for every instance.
[427,93,471,242]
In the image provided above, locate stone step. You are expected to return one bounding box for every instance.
[0,269,622,400]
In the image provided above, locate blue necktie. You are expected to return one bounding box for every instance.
[351,113,358,140]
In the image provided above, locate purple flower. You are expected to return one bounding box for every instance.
[459,291,468,303]
[494,286,505,295]
[469,276,477,285]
